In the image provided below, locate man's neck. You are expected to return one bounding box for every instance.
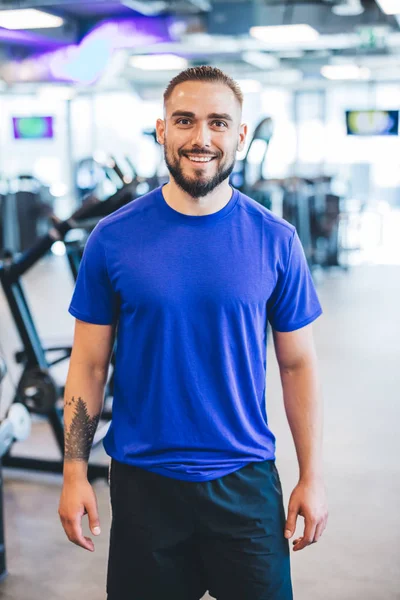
[162,180,233,216]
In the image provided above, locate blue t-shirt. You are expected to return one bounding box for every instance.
[69,185,322,481]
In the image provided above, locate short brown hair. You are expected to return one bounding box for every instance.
[163,65,243,109]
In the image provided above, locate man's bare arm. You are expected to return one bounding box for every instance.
[63,319,115,479]
[272,323,323,481]
[63,319,115,471]
[64,396,100,461]
[272,322,328,552]
[59,319,115,552]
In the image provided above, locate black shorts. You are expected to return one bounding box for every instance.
[107,458,293,600]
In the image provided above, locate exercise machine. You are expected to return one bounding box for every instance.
[0,358,31,581]
[0,184,138,482]
[0,175,54,255]
[231,117,274,210]
[281,176,344,269]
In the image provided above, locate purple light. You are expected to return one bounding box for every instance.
[0,16,177,85]
[0,26,67,49]
[87,16,175,49]
[49,36,114,84]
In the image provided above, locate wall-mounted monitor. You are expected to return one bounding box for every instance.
[346,110,399,136]
[12,116,54,140]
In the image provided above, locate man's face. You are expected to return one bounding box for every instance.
[156,81,247,198]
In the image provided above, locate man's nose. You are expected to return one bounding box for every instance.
[191,122,212,148]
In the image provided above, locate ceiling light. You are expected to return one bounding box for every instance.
[332,0,364,16]
[321,65,371,80]
[278,50,304,59]
[250,25,319,45]
[130,54,188,70]
[375,0,400,14]
[121,1,168,16]
[266,69,303,84]
[242,51,280,70]
[0,9,64,30]
[38,86,75,101]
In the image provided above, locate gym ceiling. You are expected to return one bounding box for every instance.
[0,0,400,91]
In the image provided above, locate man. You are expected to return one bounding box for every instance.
[59,65,328,600]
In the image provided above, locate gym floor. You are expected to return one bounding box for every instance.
[0,255,399,600]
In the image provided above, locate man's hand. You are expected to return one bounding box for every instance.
[58,477,101,552]
[284,477,328,552]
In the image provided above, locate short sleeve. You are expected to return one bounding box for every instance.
[68,225,118,325]
[267,230,322,332]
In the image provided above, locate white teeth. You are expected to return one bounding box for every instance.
[186,155,214,163]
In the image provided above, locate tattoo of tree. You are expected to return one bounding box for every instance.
[64,396,100,461]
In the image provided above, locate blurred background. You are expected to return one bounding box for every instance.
[0,1,399,599]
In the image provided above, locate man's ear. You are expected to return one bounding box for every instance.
[156,118,165,145]
[237,123,248,152]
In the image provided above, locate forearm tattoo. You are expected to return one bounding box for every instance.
[64,396,100,461]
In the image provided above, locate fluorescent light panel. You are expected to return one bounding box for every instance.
[0,9,64,30]
[242,51,279,70]
[321,65,371,80]
[250,24,319,44]
[375,0,400,14]
[331,0,364,16]
[38,86,75,100]
[266,69,303,84]
[130,54,188,70]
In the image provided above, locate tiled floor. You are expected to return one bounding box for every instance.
[0,254,399,599]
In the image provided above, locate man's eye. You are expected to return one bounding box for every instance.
[177,119,191,125]
[213,121,227,128]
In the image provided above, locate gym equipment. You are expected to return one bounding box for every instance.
[309,176,342,268]
[0,175,54,255]
[281,176,344,269]
[65,154,153,283]
[0,178,6,256]
[231,117,274,210]
[0,358,31,581]
[282,177,313,264]
[230,118,345,269]
[142,128,168,192]
[75,155,126,202]
[0,184,140,482]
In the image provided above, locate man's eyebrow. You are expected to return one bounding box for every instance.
[171,111,195,118]
[170,111,233,122]
[208,112,233,122]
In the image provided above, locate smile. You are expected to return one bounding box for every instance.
[183,155,217,163]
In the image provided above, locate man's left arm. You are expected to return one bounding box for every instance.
[273,323,329,552]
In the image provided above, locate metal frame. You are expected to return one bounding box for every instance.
[0,243,109,481]
[0,456,6,583]
[0,178,139,482]
[0,359,7,581]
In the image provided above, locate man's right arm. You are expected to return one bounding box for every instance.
[58,318,115,551]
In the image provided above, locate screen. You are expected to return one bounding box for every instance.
[12,116,54,140]
[346,110,399,136]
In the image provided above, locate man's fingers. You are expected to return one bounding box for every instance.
[293,516,317,551]
[61,515,95,552]
[292,513,327,551]
[284,506,299,538]
[313,519,326,543]
[86,497,101,536]
[83,536,95,551]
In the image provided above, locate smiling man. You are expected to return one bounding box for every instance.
[59,66,328,600]
[160,79,243,204]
